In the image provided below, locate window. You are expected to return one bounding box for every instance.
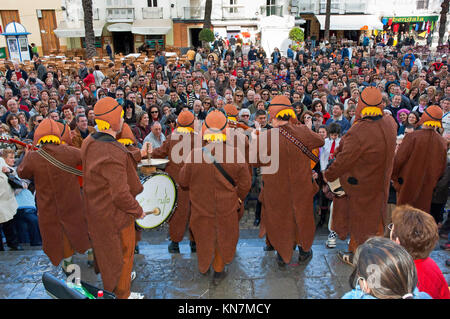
[417,0,429,9]
[148,0,157,7]
[229,0,238,13]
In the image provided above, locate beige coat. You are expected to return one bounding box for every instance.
[0,159,17,223]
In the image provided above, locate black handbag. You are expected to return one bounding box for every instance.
[6,173,23,189]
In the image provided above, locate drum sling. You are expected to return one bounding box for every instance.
[202,147,236,187]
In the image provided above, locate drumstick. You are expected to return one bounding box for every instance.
[146,143,151,165]
[144,207,161,216]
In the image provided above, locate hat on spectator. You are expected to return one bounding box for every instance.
[356,86,383,118]
[176,110,195,134]
[224,104,238,123]
[94,97,124,131]
[56,121,72,145]
[33,118,61,146]
[396,108,411,123]
[116,123,136,146]
[418,105,443,128]
[202,109,228,142]
[268,95,296,120]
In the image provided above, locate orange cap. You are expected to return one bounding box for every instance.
[33,119,61,146]
[94,97,123,131]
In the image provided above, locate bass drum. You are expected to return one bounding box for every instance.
[136,172,178,229]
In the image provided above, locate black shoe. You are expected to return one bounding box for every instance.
[9,244,24,251]
[190,241,196,253]
[212,270,227,286]
[253,218,260,226]
[134,244,140,255]
[446,259,450,267]
[30,242,42,247]
[263,244,274,251]
[338,250,354,266]
[276,252,287,267]
[168,241,180,254]
[298,247,313,264]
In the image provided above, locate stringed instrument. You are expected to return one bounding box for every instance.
[0,137,38,150]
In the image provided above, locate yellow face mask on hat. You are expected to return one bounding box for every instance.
[276,108,297,119]
[203,132,227,142]
[176,126,194,134]
[361,107,382,117]
[37,135,61,145]
[423,120,441,128]
[117,138,134,146]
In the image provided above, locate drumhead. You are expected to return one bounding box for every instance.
[138,158,170,167]
[135,172,178,229]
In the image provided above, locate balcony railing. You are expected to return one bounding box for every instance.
[260,5,283,17]
[142,7,163,19]
[295,0,367,14]
[78,8,100,20]
[222,5,246,19]
[106,8,135,22]
[183,7,205,20]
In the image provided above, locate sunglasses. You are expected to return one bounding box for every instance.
[151,111,159,114]
[241,114,250,117]
[236,95,243,97]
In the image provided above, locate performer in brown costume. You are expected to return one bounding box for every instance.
[56,121,73,145]
[81,97,145,299]
[224,103,251,221]
[324,87,397,265]
[17,119,91,271]
[116,123,150,255]
[179,110,251,284]
[252,96,324,266]
[392,105,447,213]
[150,110,196,254]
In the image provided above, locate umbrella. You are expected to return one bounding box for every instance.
[360,26,369,31]
[241,32,251,38]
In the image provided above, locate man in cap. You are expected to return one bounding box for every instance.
[17,119,91,273]
[179,110,251,285]
[392,105,448,213]
[251,95,324,266]
[324,87,397,265]
[149,110,197,254]
[81,97,145,299]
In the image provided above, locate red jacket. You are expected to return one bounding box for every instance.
[83,73,95,87]
[415,258,450,299]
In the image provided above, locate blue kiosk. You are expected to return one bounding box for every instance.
[1,21,31,62]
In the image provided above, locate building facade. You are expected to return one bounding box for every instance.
[292,0,447,44]
[0,0,66,57]
[0,0,448,60]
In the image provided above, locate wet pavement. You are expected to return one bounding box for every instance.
[0,210,449,299]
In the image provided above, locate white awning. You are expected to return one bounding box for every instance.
[131,19,172,35]
[316,15,383,30]
[107,23,132,32]
[53,21,105,38]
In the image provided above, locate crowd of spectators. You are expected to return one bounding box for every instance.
[0,35,449,297]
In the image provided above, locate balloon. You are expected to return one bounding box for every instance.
[388,18,393,26]
[382,18,388,25]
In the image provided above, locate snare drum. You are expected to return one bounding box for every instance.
[135,172,178,229]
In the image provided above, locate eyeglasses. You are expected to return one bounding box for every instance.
[203,102,211,105]
[304,116,312,120]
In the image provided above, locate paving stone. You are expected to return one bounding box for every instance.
[253,277,300,299]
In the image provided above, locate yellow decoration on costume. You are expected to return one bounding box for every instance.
[37,135,61,145]
[203,133,227,142]
[121,110,124,118]
[227,116,237,123]
[117,138,134,146]
[176,127,194,133]
[95,119,111,131]
[423,120,441,128]
[311,148,319,170]
[361,107,382,117]
[276,109,297,119]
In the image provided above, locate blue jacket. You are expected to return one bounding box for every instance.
[342,286,431,299]
[326,116,351,134]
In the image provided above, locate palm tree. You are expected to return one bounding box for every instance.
[324,0,331,41]
[82,0,96,59]
[203,0,213,30]
[438,0,449,46]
